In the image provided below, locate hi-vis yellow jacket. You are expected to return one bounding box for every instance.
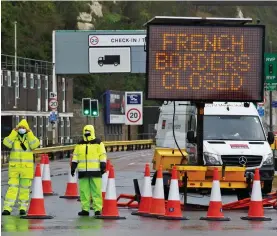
[3,119,40,179]
[71,125,107,178]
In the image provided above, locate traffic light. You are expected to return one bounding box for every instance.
[90,99,99,117]
[82,98,91,116]
[269,64,273,74]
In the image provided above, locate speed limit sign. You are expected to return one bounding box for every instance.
[49,98,58,110]
[125,91,143,125]
[127,108,141,123]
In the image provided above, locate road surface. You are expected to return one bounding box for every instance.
[1,149,277,235]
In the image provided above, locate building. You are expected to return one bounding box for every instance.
[1,54,73,146]
[1,54,156,147]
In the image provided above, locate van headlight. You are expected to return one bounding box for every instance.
[263,153,273,166]
[203,152,221,165]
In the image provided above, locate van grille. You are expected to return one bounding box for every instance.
[221,155,262,167]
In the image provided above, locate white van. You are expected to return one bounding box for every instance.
[155,101,275,194]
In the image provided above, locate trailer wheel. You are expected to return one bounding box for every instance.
[99,62,103,66]
[114,62,119,66]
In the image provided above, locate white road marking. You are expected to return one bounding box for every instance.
[128,162,135,165]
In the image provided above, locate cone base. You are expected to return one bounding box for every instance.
[157,215,189,220]
[141,213,165,218]
[200,216,230,221]
[95,215,126,220]
[131,211,150,216]
[59,195,79,199]
[241,216,272,221]
[44,192,58,196]
[20,215,53,219]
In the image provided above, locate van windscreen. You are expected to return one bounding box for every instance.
[203,115,266,141]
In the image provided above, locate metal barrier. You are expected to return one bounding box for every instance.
[1,139,154,167]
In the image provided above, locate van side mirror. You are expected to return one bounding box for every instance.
[154,124,158,131]
[267,132,275,145]
[187,130,195,143]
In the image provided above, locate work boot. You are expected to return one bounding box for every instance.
[19,210,26,216]
[78,210,89,216]
[2,210,11,216]
[94,211,101,216]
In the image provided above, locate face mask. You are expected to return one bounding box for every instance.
[18,128,26,134]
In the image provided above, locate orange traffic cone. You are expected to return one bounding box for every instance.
[20,164,53,219]
[42,155,55,196]
[143,165,165,218]
[132,163,152,216]
[200,168,230,221]
[158,166,188,220]
[241,168,272,221]
[59,168,79,199]
[102,160,111,199]
[40,154,46,176]
[95,165,126,220]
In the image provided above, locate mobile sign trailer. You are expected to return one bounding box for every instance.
[144,16,275,202]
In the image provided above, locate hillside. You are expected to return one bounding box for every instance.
[1,2,277,108]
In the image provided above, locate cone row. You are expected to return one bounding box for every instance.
[21,156,272,222]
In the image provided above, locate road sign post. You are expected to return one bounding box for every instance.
[125,91,143,126]
[49,98,58,110]
[264,53,277,85]
[265,44,277,132]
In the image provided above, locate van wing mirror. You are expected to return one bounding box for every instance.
[267,131,275,145]
[187,130,195,143]
[154,124,158,131]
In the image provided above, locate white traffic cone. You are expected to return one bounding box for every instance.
[59,168,79,199]
[20,164,53,219]
[143,165,165,218]
[42,155,55,196]
[241,168,272,221]
[40,154,45,176]
[95,165,126,220]
[102,160,111,199]
[200,168,230,221]
[158,166,188,220]
[132,163,152,216]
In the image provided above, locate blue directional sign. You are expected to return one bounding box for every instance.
[272,101,277,108]
[257,107,264,117]
[49,111,57,123]
[127,93,141,105]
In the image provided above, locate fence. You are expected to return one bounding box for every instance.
[1,54,52,75]
[1,134,156,166]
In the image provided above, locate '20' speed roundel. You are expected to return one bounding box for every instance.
[90,36,99,45]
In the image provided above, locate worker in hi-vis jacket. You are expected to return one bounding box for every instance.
[2,119,40,216]
[71,125,107,216]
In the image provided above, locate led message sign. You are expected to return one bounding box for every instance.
[146,25,265,102]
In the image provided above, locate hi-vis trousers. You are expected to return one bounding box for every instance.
[3,177,32,212]
[79,177,102,212]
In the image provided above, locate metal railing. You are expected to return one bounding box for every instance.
[1,54,52,75]
[1,135,155,166]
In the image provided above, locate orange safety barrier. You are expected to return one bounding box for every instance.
[117,194,139,208]
[222,191,276,210]
[117,191,277,210]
